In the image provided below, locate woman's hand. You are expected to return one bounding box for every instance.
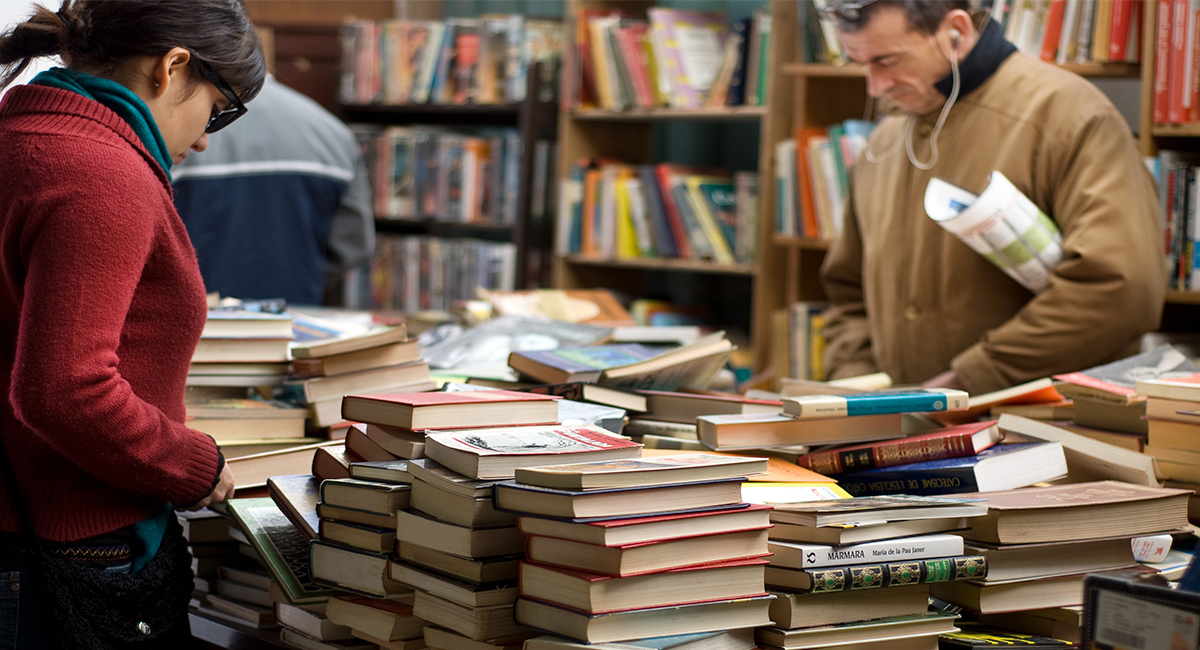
[182,464,235,511]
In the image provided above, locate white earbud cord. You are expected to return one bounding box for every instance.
[864,35,962,169]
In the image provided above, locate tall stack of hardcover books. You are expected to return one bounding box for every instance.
[394,422,642,649]
[929,481,1191,626]
[495,453,775,646]
[282,324,436,431]
[757,496,990,650]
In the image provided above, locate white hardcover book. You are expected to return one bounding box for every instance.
[767,533,965,569]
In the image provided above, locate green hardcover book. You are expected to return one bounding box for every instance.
[765,554,988,594]
[226,497,335,605]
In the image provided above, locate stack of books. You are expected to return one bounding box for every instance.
[794,419,1069,498]
[696,388,966,453]
[758,496,988,650]
[392,423,642,648]
[1136,375,1200,493]
[623,389,780,452]
[179,508,252,623]
[497,453,776,645]
[1052,344,1200,436]
[930,481,1191,617]
[185,398,311,460]
[283,324,436,431]
[189,308,294,386]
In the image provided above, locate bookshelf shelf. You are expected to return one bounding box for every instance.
[373,219,515,243]
[1152,124,1200,138]
[1166,291,1200,306]
[782,62,1140,79]
[561,255,756,276]
[773,235,833,251]
[569,106,770,122]
[342,102,523,127]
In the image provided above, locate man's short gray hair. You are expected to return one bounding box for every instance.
[824,0,973,34]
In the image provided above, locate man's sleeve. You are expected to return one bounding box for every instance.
[819,176,880,380]
[326,150,376,275]
[951,109,1166,393]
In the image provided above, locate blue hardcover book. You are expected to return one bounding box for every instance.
[727,18,752,106]
[639,165,679,258]
[509,343,661,384]
[782,388,969,419]
[834,442,1067,497]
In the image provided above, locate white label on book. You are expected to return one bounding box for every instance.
[674,26,724,89]
[1095,590,1199,650]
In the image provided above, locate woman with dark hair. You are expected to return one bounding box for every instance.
[0,0,265,647]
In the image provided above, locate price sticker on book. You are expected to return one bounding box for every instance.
[1095,590,1199,650]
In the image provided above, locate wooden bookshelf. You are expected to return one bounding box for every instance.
[773,235,832,251]
[569,106,769,122]
[1166,291,1200,306]
[343,62,558,290]
[553,0,795,371]
[781,62,1138,79]
[561,255,756,276]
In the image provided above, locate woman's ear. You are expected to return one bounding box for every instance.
[151,46,193,97]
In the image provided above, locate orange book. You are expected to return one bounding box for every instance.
[582,167,603,255]
[794,127,826,240]
[1039,0,1068,61]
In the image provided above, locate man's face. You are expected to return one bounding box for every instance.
[836,5,955,115]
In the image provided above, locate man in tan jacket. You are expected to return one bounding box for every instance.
[819,0,1165,395]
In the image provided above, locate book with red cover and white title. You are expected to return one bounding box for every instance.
[341,389,560,430]
[424,424,641,480]
[797,421,1002,474]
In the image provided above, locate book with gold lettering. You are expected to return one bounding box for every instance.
[832,442,1067,497]
[765,553,987,593]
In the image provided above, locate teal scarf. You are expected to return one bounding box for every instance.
[32,67,173,179]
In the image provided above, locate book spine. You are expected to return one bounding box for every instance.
[785,390,968,419]
[1040,0,1068,60]
[1109,0,1133,60]
[788,555,988,594]
[834,466,981,497]
[1156,0,1173,123]
[800,431,976,474]
[784,535,965,569]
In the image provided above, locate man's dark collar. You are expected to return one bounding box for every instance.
[933,18,1017,99]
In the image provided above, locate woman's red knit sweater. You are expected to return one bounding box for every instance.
[0,84,220,542]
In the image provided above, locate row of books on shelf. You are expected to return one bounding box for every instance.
[339,16,563,107]
[803,0,1142,66]
[1152,0,1200,124]
[775,120,874,240]
[568,6,773,112]
[1154,149,1200,290]
[356,125,549,224]
[557,161,760,266]
[357,235,517,313]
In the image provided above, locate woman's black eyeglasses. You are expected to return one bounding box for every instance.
[193,62,246,133]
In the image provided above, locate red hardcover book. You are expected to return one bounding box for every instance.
[1156,0,1173,123]
[1170,0,1189,123]
[1109,0,1134,60]
[797,420,1002,474]
[615,23,655,109]
[1040,0,1068,61]
[341,389,560,430]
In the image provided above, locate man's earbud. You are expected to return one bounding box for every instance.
[950,28,961,48]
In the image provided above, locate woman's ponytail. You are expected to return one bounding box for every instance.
[0,2,80,90]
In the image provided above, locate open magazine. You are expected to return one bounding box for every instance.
[924,171,1063,293]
